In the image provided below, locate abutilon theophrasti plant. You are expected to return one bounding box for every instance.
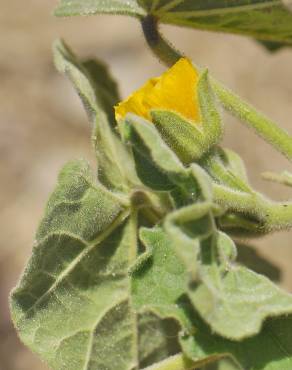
[10,1,292,369]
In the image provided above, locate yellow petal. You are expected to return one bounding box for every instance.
[114,58,200,123]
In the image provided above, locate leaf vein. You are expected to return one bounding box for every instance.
[16,210,129,324]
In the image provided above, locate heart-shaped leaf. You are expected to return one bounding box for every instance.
[10,160,182,370]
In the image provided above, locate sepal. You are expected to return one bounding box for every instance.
[151,69,223,164]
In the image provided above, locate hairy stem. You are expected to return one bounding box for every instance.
[213,184,292,232]
[210,79,292,161]
[141,16,292,161]
[141,15,182,66]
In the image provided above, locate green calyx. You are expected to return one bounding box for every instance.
[150,69,223,164]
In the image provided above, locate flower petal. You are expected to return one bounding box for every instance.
[114,58,199,123]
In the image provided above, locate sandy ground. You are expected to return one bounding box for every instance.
[1,1,292,369]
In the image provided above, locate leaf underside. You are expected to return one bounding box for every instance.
[55,0,292,46]
[54,0,146,17]
[155,0,292,45]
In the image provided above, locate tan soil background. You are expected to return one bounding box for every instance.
[1,1,292,369]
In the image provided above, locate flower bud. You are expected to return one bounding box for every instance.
[115,58,223,163]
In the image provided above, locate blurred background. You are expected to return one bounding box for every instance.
[1,1,292,369]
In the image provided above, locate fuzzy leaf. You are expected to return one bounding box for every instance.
[189,232,292,340]
[10,160,138,370]
[123,114,211,208]
[155,0,292,45]
[10,161,181,370]
[137,312,182,368]
[164,201,215,279]
[131,202,217,330]
[162,200,287,342]
[131,211,292,367]
[123,113,190,191]
[54,39,140,192]
[131,227,193,332]
[82,58,120,124]
[125,113,185,175]
[55,0,146,17]
[201,148,252,193]
[181,313,292,370]
[55,0,292,45]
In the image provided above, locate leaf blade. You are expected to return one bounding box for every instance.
[10,161,137,369]
[55,0,146,17]
[181,313,292,370]
[54,39,140,193]
[157,0,292,45]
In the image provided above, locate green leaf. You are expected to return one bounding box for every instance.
[164,201,215,279]
[10,160,180,370]
[163,200,286,342]
[54,39,140,193]
[125,114,185,175]
[220,148,249,183]
[137,313,182,368]
[131,202,217,331]
[189,232,292,340]
[131,227,194,332]
[123,113,188,190]
[131,213,292,367]
[37,160,125,240]
[123,114,211,208]
[10,160,137,370]
[82,58,120,124]
[54,0,292,45]
[155,0,292,45]
[55,0,146,18]
[201,148,252,193]
[181,312,292,370]
[54,40,99,118]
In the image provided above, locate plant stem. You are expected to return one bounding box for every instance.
[141,16,292,161]
[213,184,292,232]
[142,353,198,370]
[262,171,292,187]
[141,15,182,66]
[210,79,292,161]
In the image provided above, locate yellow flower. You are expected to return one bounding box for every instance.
[114,58,200,124]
